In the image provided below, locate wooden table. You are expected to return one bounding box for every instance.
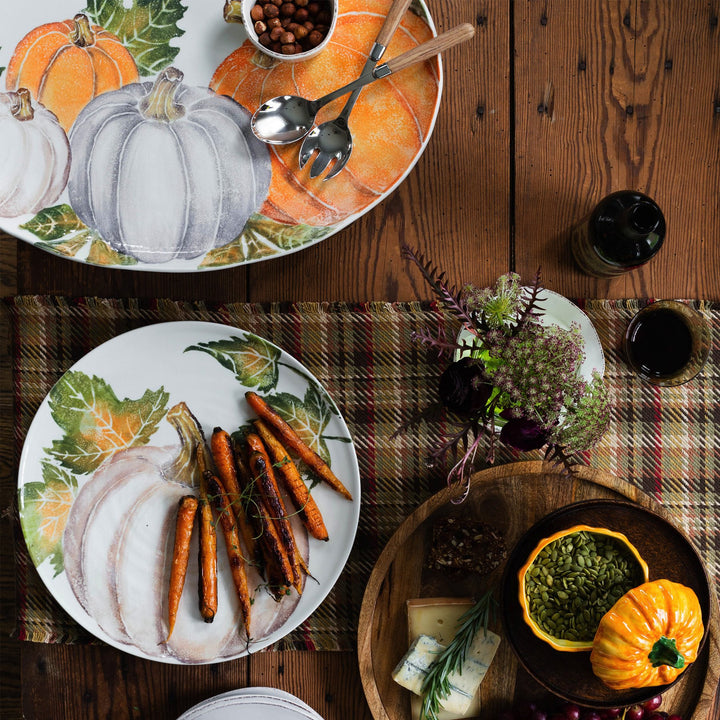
[1,2,718,718]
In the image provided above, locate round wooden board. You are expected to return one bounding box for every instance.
[357,461,720,720]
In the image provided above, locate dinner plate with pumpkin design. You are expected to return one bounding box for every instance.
[0,0,442,271]
[17,321,361,663]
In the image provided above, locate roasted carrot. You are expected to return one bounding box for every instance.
[237,438,296,592]
[211,427,261,567]
[197,473,217,623]
[246,432,302,589]
[245,391,353,500]
[167,495,198,640]
[211,427,241,495]
[253,419,329,541]
[205,471,252,637]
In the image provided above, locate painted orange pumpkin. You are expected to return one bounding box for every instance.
[210,0,440,227]
[5,13,139,131]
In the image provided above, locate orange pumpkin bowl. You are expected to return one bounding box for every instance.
[517,524,649,652]
[210,0,441,228]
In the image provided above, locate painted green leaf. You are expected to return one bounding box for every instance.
[46,371,169,474]
[200,214,332,267]
[85,0,188,76]
[186,334,281,391]
[21,462,78,576]
[21,204,136,264]
[37,233,94,259]
[20,204,87,241]
[265,386,333,464]
[87,238,138,266]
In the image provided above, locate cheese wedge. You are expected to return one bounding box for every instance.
[392,597,501,720]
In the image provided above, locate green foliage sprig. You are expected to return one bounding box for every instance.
[419,590,497,720]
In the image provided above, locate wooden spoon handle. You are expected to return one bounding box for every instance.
[382,23,475,75]
[375,0,413,49]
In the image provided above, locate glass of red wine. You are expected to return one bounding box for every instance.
[623,300,711,386]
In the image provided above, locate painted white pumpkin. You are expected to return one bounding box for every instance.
[0,89,71,218]
[68,67,271,263]
[63,402,306,662]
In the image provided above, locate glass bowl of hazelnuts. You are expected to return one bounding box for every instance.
[241,0,337,61]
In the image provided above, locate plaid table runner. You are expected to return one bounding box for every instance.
[5,296,719,650]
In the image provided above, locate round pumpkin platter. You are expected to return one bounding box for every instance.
[357,461,720,720]
[0,0,442,271]
[17,321,361,663]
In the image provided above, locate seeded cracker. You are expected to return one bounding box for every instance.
[425,517,506,576]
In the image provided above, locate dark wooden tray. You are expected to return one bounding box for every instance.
[357,461,720,720]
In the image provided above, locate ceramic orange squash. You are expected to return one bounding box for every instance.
[6,13,139,131]
[590,579,704,689]
[210,0,440,227]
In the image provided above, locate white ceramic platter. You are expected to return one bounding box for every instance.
[178,688,324,720]
[0,0,442,271]
[17,321,361,663]
[457,288,605,382]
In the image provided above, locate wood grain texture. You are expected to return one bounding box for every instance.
[358,461,720,720]
[514,0,720,300]
[2,1,719,718]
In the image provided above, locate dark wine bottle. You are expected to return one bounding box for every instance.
[570,190,666,277]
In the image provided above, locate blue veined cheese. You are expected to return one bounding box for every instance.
[392,630,501,717]
[392,634,445,695]
[393,598,503,720]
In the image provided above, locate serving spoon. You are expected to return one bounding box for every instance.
[251,22,476,146]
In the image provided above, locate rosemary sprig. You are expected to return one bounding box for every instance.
[419,589,497,720]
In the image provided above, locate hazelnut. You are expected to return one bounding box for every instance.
[293,7,309,22]
[258,32,271,46]
[254,20,267,34]
[263,3,279,18]
[270,25,284,40]
[250,4,265,21]
[267,16,282,28]
[308,29,323,46]
[280,2,296,16]
[294,24,309,39]
[281,43,297,54]
[308,2,320,14]
[280,30,295,44]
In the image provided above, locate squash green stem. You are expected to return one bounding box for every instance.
[648,635,685,669]
[70,13,95,48]
[141,68,186,122]
[10,88,34,121]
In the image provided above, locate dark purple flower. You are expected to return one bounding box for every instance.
[438,358,492,416]
[499,416,548,451]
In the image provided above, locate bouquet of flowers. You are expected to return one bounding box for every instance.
[400,246,610,497]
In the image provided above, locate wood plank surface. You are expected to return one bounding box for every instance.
[1,1,719,719]
[514,0,720,300]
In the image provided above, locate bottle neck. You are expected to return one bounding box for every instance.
[620,201,661,239]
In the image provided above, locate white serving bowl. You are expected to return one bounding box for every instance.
[239,0,338,62]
